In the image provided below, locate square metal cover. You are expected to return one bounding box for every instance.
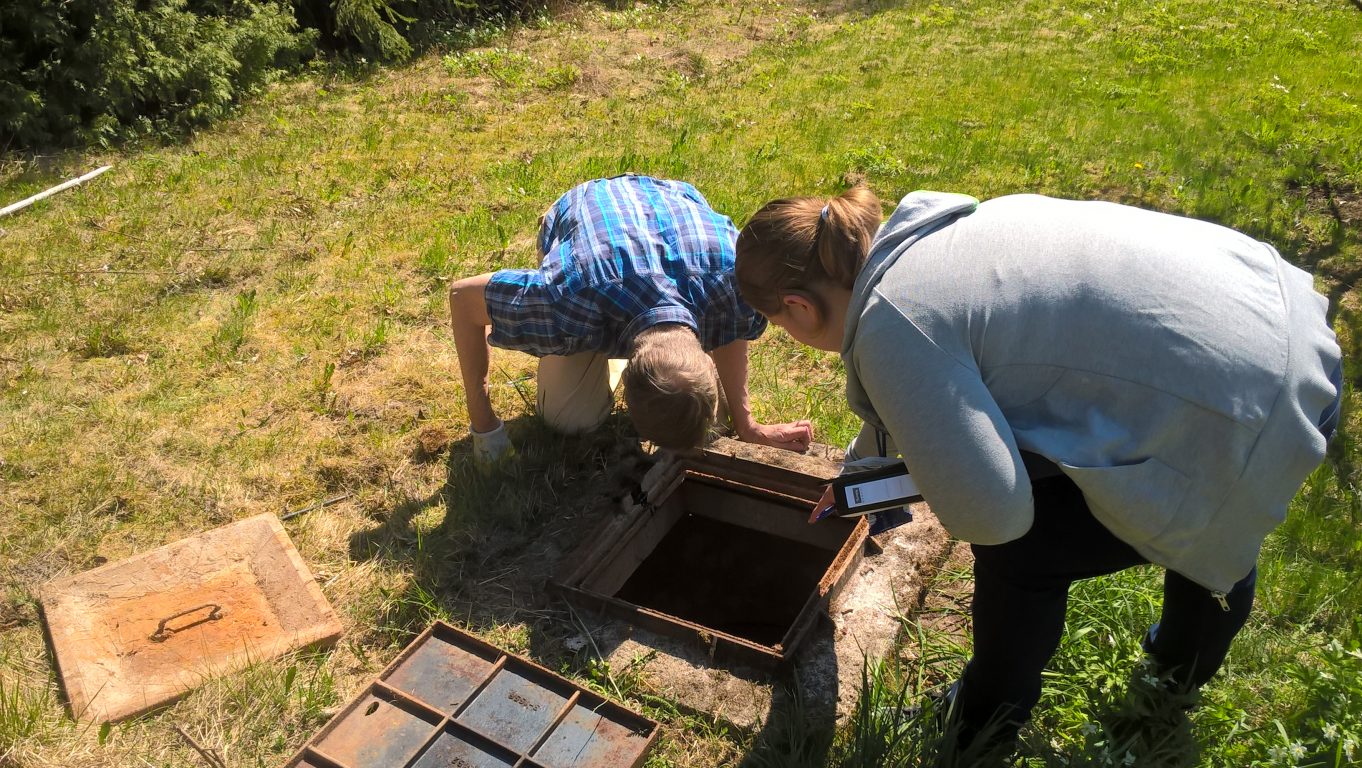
[38,513,342,723]
[286,621,659,768]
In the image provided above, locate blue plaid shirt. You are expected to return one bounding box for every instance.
[485,175,767,358]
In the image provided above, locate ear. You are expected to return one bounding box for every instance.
[780,291,826,331]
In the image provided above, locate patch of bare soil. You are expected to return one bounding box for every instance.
[0,596,35,632]
[1292,178,1362,228]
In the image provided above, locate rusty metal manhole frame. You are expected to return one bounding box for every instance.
[551,449,869,669]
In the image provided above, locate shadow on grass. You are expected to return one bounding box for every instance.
[740,677,837,768]
[347,411,650,632]
[344,411,866,762]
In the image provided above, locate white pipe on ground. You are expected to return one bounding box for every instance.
[0,164,113,218]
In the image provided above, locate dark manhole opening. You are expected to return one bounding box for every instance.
[557,453,867,667]
[615,512,836,646]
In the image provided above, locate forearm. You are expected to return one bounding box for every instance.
[710,339,813,452]
[710,339,758,435]
[449,273,500,433]
[855,344,1032,543]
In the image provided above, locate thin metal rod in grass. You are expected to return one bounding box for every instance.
[564,603,625,700]
[173,724,227,768]
[497,364,535,412]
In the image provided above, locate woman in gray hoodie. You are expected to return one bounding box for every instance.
[735,187,1341,750]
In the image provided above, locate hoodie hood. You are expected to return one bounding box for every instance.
[841,191,979,356]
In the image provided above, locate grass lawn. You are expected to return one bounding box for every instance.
[2,0,1361,765]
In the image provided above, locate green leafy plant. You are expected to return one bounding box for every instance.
[213,288,260,357]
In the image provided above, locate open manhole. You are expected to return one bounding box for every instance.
[553,450,867,668]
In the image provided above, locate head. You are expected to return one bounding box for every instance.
[622,324,718,450]
[735,186,883,349]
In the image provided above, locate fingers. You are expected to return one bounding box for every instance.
[742,420,816,453]
[809,485,836,523]
[777,420,814,452]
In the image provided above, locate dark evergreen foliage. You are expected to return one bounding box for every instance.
[0,0,537,150]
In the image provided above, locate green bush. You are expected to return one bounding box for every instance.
[0,0,315,148]
[0,0,539,150]
[294,0,539,61]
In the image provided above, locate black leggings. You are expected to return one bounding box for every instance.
[955,474,1256,736]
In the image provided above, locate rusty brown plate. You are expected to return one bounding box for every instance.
[38,513,342,723]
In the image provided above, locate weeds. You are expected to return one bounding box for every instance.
[211,288,259,358]
[375,579,452,645]
[442,48,577,89]
[0,675,52,754]
[77,321,135,359]
[311,361,336,413]
[360,316,390,357]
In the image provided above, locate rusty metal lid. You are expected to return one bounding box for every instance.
[38,513,342,723]
[287,621,658,768]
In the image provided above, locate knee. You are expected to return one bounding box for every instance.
[539,395,610,435]
[970,541,1061,594]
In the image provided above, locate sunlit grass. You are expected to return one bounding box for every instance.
[1,0,1359,765]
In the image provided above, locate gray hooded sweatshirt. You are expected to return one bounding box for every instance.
[843,192,1340,592]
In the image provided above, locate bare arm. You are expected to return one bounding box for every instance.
[710,339,814,453]
[448,273,500,433]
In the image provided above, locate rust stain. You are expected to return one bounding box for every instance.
[103,564,279,677]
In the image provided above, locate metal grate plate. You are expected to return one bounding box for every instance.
[286,621,658,768]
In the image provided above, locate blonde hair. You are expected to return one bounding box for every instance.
[623,324,717,449]
[735,187,883,316]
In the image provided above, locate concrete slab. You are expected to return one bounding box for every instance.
[577,438,952,731]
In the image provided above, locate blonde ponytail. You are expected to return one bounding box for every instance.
[735,187,883,316]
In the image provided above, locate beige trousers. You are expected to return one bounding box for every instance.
[537,353,629,434]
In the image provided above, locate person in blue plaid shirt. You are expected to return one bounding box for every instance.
[448,175,814,462]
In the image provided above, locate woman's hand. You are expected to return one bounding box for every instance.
[809,484,836,523]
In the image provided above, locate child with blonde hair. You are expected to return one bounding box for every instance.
[448,175,812,460]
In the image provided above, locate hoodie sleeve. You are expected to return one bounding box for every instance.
[850,298,1035,544]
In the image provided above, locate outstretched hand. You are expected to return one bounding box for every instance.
[739,419,814,453]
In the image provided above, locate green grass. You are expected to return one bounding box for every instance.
[1,0,1360,765]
